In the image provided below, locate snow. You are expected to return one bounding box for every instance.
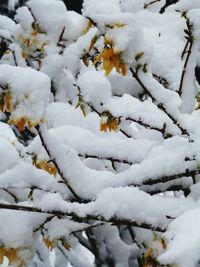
[27,125,155,164]
[27,0,67,39]
[63,27,98,74]
[1,0,200,266]
[44,102,101,134]
[158,208,200,267]
[40,54,65,80]
[64,11,89,41]
[167,0,200,12]
[108,73,142,96]
[36,186,194,232]
[0,164,69,201]
[0,65,51,123]
[104,94,179,135]
[77,70,112,105]
[27,126,197,200]
[0,137,20,174]
[0,15,16,34]
[15,6,34,32]
[82,0,121,16]
[0,122,17,143]
[0,209,34,247]
[8,0,19,11]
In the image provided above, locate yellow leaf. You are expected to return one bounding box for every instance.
[43,238,56,251]
[0,247,21,264]
[109,118,119,131]
[104,62,114,76]
[4,91,12,112]
[34,160,58,176]
[100,123,109,132]
[94,47,126,76]
[100,112,120,132]
[89,35,99,51]
[8,117,41,132]
[15,118,27,132]
[120,62,127,76]
[63,242,71,250]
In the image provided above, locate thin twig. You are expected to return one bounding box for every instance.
[58,26,66,43]
[130,68,189,136]
[37,125,83,202]
[142,168,200,186]
[33,215,56,233]
[80,153,132,165]
[126,117,172,138]
[2,189,18,203]
[145,184,191,195]
[178,18,193,96]
[153,74,169,89]
[181,39,190,60]
[144,0,161,9]
[27,6,37,22]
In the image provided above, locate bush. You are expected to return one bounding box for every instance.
[0,0,200,266]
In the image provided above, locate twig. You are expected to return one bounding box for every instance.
[178,18,193,96]
[181,39,190,60]
[33,215,57,233]
[57,27,66,53]
[144,184,191,195]
[74,232,92,252]
[2,189,18,203]
[85,228,100,260]
[58,26,66,43]
[142,168,200,186]
[69,222,105,235]
[144,0,161,9]
[37,125,83,202]
[27,6,37,22]
[0,203,166,232]
[153,74,169,89]
[126,117,172,138]
[159,0,179,14]
[0,185,61,196]
[81,153,132,165]
[130,68,189,136]
[82,95,132,138]
[7,49,18,66]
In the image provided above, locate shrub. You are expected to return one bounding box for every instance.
[0,0,200,266]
